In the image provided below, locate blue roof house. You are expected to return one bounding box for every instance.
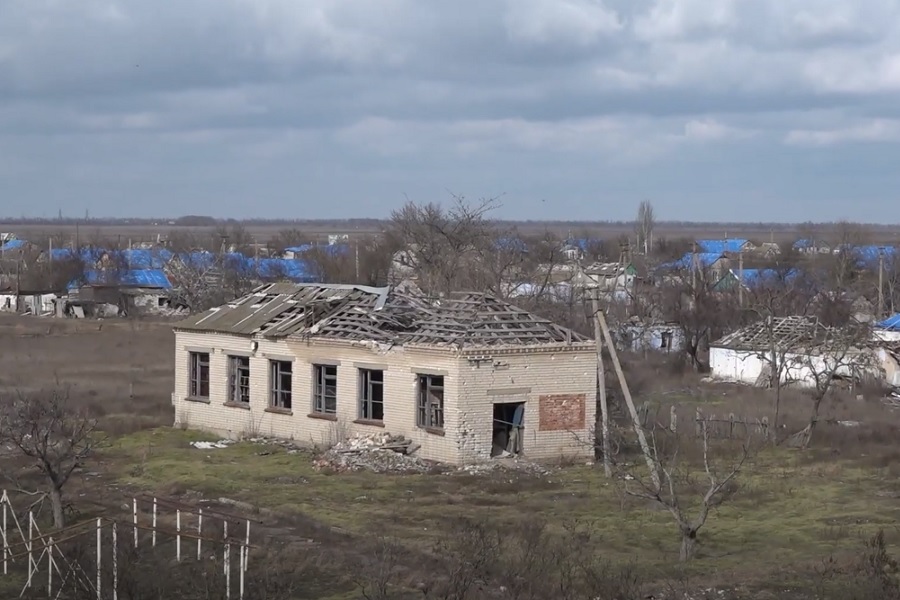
[696,239,753,254]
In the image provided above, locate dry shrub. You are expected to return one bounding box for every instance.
[405,517,642,600]
[812,530,900,600]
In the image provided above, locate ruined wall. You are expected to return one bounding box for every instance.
[172,331,463,463]
[455,346,597,462]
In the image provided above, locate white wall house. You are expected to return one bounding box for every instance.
[172,283,597,465]
[709,317,870,387]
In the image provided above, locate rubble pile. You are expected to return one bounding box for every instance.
[456,459,552,478]
[313,432,429,474]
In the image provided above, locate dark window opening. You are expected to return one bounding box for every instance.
[270,360,292,409]
[228,355,250,404]
[359,369,384,421]
[660,331,673,350]
[189,352,210,398]
[313,364,337,414]
[416,374,444,430]
[492,402,525,458]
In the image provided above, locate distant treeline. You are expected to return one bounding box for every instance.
[2,215,898,231]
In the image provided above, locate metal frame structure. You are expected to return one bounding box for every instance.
[1,490,253,599]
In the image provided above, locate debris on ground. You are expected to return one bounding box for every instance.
[455,460,552,478]
[191,432,555,477]
[313,433,429,474]
[190,440,233,450]
[247,437,307,455]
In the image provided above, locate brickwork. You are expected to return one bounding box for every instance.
[456,348,596,462]
[537,394,586,432]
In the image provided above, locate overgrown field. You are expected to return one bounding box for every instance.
[2,314,900,598]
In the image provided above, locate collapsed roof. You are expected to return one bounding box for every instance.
[712,316,834,351]
[175,282,589,348]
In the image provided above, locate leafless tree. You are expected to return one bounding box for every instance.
[635,200,655,256]
[0,388,101,529]
[621,420,752,562]
[786,323,875,449]
[213,221,255,255]
[743,272,843,437]
[386,195,499,294]
[269,227,308,255]
[658,268,742,371]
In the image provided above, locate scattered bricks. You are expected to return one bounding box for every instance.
[538,393,586,431]
[312,432,431,474]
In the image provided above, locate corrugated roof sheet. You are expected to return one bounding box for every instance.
[175,282,588,347]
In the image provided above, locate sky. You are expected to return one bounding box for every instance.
[2,0,900,222]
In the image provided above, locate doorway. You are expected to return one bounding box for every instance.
[492,402,525,458]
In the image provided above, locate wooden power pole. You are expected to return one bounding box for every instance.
[596,307,661,490]
[591,287,612,477]
[878,249,885,319]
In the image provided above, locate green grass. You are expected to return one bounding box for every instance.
[105,427,900,582]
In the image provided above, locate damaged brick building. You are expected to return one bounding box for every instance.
[171,282,597,464]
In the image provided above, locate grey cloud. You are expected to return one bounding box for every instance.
[1,0,900,220]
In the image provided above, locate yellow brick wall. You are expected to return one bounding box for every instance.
[173,331,462,462]
[456,347,597,462]
[173,331,597,464]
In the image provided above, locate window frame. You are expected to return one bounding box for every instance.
[416,374,444,430]
[188,351,210,399]
[269,360,293,410]
[358,368,385,422]
[312,364,338,415]
[227,355,251,404]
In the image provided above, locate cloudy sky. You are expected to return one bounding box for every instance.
[2,0,900,222]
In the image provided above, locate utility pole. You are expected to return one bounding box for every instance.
[596,307,660,489]
[591,287,612,478]
[878,248,885,319]
[691,241,697,290]
[355,242,360,282]
[738,250,744,308]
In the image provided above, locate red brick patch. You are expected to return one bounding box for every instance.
[538,394,586,431]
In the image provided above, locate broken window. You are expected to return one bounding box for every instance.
[416,374,444,430]
[269,360,292,410]
[358,369,384,421]
[312,364,337,414]
[227,355,250,404]
[661,331,673,349]
[189,352,210,399]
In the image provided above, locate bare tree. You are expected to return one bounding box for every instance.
[786,322,874,449]
[622,421,752,561]
[0,388,101,528]
[660,268,742,371]
[635,200,655,256]
[386,195,499,294]
[269,227,308,255]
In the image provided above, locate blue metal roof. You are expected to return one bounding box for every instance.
[660,252,724,270]
[76,269,172,290]
[123,248,173,269]
[740,268,800,286]
[854,245,896,265]
[877,313,900,331]
[696,239,748,254]
[284,243,350,257]
[494,237,528,253]
[0,239,27,251]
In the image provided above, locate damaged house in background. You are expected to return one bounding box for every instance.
[708,316,885,388]
[67,269,174,317]
[171,282,597,464]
